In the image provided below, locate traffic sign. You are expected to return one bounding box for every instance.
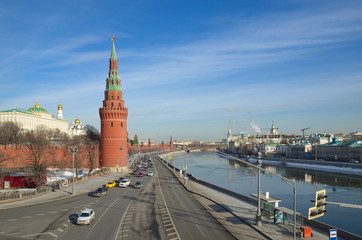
[329,229,337,240]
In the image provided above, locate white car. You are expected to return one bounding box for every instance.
[77,208,95,225]
[148,171,154,176]
[119,178,130,187]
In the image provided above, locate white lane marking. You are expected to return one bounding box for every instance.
[49,211,58,214]
[155,164,181,240]
[23,232,58,238]
[37,213,45,216]
[114,200,134,240]
[22,216,32,218]
[178,196,207,239]
[8,219,17,221]
[87,188,132,238]
[58,228,64,232]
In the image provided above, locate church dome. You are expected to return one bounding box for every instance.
[27,102,48,113]
[58,104,63,110]
[74,118,81,124]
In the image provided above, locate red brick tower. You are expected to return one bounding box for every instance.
[99,37,128,171]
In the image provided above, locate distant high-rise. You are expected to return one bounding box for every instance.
[99,37,128,170]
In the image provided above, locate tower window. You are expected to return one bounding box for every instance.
[121,122,123,127]
[111,122,113,127]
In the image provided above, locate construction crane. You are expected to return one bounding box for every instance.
[301,127,310,137]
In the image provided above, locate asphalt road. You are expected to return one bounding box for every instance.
[0,175,150,240]
[153,157,236,240]
[0,156,235,240]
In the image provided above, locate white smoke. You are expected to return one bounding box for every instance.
[250,120,261,135]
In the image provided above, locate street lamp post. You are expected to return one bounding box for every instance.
[256,156,262,226]
[120,146,124,177]
[184,147,188,185]
[68,146,78,195]
[282,178,297,240]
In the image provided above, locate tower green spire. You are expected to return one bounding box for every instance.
[106,36,121,91]
[111,36,117,59]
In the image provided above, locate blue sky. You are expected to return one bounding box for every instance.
[0,0,361,142]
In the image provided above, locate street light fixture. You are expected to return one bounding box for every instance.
[255,156,262,226]
[68,146,78,195]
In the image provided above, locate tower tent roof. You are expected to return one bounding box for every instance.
[106,36,121,91]
[111,36,117,59]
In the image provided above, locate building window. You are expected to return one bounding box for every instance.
[121,122,123,127]
[111,122,113,127]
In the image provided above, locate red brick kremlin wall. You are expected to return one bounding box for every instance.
[0,145,100,169]
[0,142,173,169]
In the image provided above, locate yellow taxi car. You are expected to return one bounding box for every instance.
[105,181,116,188]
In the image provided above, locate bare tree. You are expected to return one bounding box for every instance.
[84,124,100,141]
[0,121,22,145]
[22,126,54,188]
[0,151,16,187]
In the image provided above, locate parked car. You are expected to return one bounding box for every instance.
[91,187,108,197]
[137,172,144,177]
[77,208,95,225]
[147,171,153,176]
[134,181,143,188]
[105,181,116,188]
[119,179,130,187]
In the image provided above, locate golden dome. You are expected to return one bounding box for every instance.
[34,101,41,108]
[58,104,63,110]
[75,118,81,124]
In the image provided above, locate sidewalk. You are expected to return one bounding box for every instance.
[0,172,122,210]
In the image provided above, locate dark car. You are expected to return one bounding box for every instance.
[137,172,144,177]
[91,187,109,197]
[134,181,143,188]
